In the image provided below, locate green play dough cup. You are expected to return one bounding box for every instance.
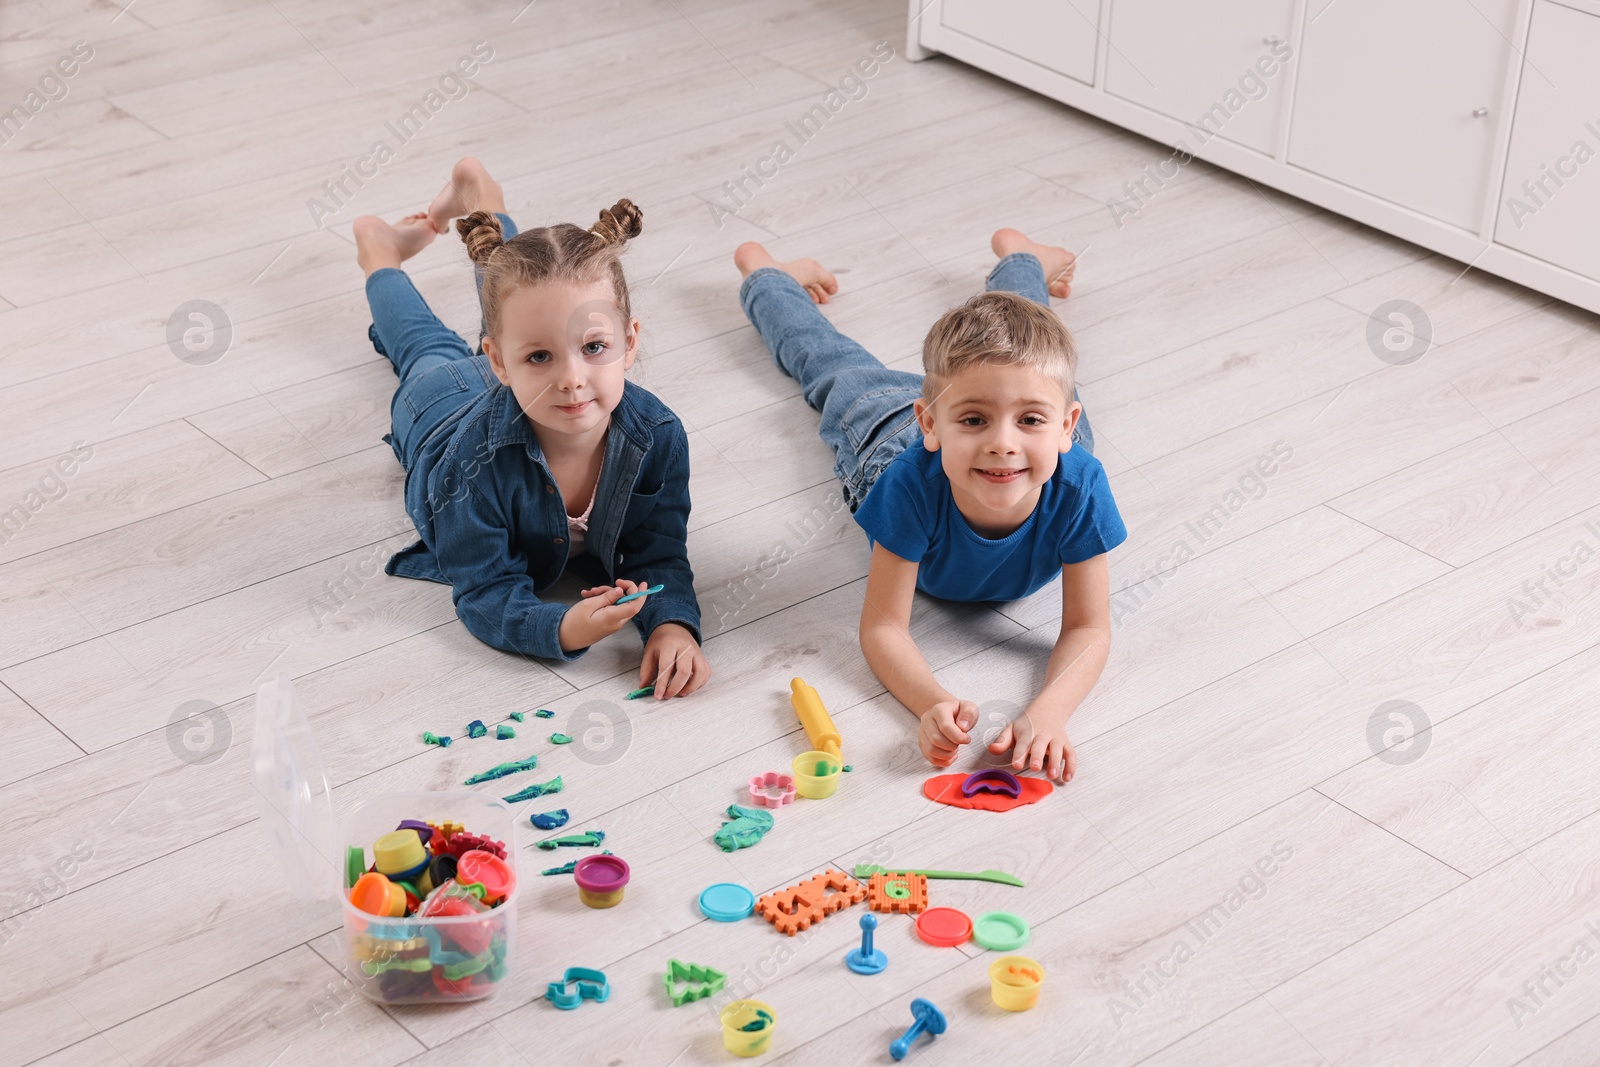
[791,750,841,799]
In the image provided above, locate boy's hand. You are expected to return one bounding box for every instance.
[989,710,1076,782]
[640,622,710,699]
[558,581,647,652]
[919,699,978,767]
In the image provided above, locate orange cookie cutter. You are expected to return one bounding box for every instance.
[754,868,866,936]
[868,872,928,914]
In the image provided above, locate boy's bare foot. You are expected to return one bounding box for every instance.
[991,227,1076,298]
[427,156,506,234]
[354,212,437,275]
[733,241,840,304]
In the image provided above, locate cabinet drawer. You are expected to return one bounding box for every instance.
[1495,0,1600,279]
[1105,0,1296,156]
[940,0,1100,86]
[1288,0,1516,231]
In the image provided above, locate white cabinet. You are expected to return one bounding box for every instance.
[1494,0,1600,280]
[940,0,1100,86]
[1105,0,1296,157]
[1287,0,1516,230]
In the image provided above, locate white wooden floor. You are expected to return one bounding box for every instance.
[4,0,1600,1063]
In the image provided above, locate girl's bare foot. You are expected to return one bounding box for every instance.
[991,227,1076,298]
[733,241,840,304]
[354,212,438,276]
[427,156,506,234]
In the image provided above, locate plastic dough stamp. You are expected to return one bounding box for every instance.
[755,869,866,935]
[867,872,928,914]
[923,772,1053,812]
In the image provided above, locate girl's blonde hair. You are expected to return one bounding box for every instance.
[456,199,643,340]
[921,290,1076,402]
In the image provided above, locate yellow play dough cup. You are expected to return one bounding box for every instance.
[989,956,1045,1011]
[791,750,841,799]
[720,999,776,1056]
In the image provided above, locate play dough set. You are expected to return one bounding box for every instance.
[253,672,1049,1053]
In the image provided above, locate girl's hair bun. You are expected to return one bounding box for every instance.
[590,199,643,246]
[457,210,506,263]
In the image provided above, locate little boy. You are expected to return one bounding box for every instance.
[734,229,1126,782]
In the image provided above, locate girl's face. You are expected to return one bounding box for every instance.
[483,279,638,441]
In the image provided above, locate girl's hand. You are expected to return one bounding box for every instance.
[918,699,978,767]
[640,622,710,699]
[558,581,646,652]
[988,710,1076,782]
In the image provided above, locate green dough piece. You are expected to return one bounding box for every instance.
[534,709,555,719]
[466,720,488,739]
[462,753,538,786]
[550,732,573,745]
[422,731,453,747]
[503,775,564,804]
[509,711,526,722]
[713,804,774,853]
[541,850,612,876]
[843,765,853,772]
[534,830,606,851]
[624,685,654,700]
[496,724,516,739]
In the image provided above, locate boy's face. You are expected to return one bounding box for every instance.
[914,362,1080,534]
[483,279,638,441]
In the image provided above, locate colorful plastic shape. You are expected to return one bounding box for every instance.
[573,854,630,908]
[503,775,563,803]
[789,677,841,759]
[496,723,515,739]
[714,804,774,853]
[545,967,610,1010]
[754,869,866,936]
[535,709,555,718]
[845,913,888,975]
[853,863,1024,887]
[720,1000,776,1057]
[463,752,538,785]
[747,771,796,808]
[972,911,1030,952]
[534,830,606,851]
[890,998,947,1061]
[915,907,973,948]
[349,872,406,917]
[791,750,841,799]
[466,720,488,739]
[923,773,1052,812]
[550,732,573,744]
[624,685,655,700]
[615,582,664,604]
[456,850,515,906]
[529,809,571,830]
[431,830,507,861]
[699,882,756,922]
[867,872,928,915]
[345,845,366,890]
[988,956,1045,1011]
[961,769,1022,798]
[663,959,727,1005]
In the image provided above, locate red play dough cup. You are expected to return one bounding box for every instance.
[457,850,515,906]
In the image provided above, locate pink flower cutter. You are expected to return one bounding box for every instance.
[747,771,796,808]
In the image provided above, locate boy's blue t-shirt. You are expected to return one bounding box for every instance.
[853,444,1126,602]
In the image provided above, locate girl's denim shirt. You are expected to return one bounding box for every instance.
[384,379,700,661]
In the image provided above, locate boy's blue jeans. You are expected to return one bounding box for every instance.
[738,252,1094,512]
[366,213,520,471]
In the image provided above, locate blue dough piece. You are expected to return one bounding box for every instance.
[529,808,571,830]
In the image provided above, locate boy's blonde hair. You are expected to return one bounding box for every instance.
[921,291,1076,404]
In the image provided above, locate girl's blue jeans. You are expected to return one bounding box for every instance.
[366,213,520,471]
[737,252,1094,511]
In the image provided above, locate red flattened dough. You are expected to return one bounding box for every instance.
[922,773,1053,811]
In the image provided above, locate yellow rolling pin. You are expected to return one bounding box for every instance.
[790,678,843,798]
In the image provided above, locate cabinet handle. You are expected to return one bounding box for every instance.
[1472,107,1490,118]
[1263,35,1284,45]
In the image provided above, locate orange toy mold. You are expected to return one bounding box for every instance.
[868,872,929,914]
[755,869,866,936]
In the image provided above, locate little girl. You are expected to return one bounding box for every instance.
[352,157,709,698]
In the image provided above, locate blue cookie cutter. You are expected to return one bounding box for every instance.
[546,966,611,1010]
